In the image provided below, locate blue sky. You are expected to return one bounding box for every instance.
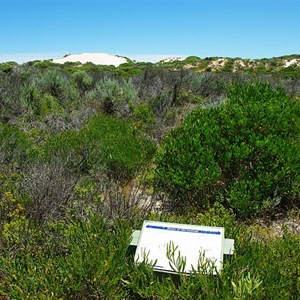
[0,0,299,63]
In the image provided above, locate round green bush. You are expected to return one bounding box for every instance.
[155,82,300,217]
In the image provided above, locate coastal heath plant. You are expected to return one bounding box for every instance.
[33,68,78,103]
[231,273,262,300]
[0,123,33,167]
[155,82,300,217]
[85,77,137,118]
[72,70,93,95]
[41,114,156,179]
[0,214,132,299]
[20,83,63,116]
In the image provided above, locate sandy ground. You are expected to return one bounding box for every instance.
[284,58,300,67]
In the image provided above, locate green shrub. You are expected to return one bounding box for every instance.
[42,114,156,178]
[220,59,235,73]
[21,83,63,116]
[0,123,33,166]
[85,77,138,118]
[0,165,25,229]
[83,115,156,177]
[72,70,93,94]
[277,65,300,79]
[31,68,79,108]
[38,93,63,116]
[155,82,300,217]
[32,60,56,69]
[132,104,155,131]
[20,83,39,112]
[184,56,201,65]
[117,64,144,78]
[0,62,17,73]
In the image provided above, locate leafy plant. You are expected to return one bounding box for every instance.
[86,77,137,118]
[72,70,93,92]
[0,214,132,299]
[166,241,187,273]
[41,114,156,179]
[0,123,33,167]
[132,103,155,131]
[155,82,300,217]
[34,68,78,102]
[231,272,263,300]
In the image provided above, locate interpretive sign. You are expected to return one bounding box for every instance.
[134,220,225,274]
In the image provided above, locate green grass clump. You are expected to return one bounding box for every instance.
[1,208,299,299]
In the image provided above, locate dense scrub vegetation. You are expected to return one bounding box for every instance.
[0,59,299,299]
[156,83,300,217]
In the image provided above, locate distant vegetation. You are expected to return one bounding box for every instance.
[157,54,300,77]
[0,56,299,299]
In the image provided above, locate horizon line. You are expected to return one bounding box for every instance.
[1,52,299,64]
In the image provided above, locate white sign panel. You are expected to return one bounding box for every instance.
[135,221,224,274]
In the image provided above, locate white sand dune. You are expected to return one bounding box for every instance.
[52,53,128,66]
[283,59,300,68]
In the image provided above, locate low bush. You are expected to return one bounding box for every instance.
[21,159,80,224]
[155,82,300,217]
[41,114,156,179]
[72,70,93,95]
[20,83,63,116]
[20,68,79,116]
[0,123,34,167]
[132,104,155,132]
[85,77,137,118]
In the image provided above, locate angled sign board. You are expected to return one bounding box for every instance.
[134,220,225,274]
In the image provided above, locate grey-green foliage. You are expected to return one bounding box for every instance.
[0,66,27,121]
[85,77,138,118]
[72,70,93,94]
[24,68,78,108]
[34,68,78,102]
[20,83,63,116]
[20,69,78,115]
